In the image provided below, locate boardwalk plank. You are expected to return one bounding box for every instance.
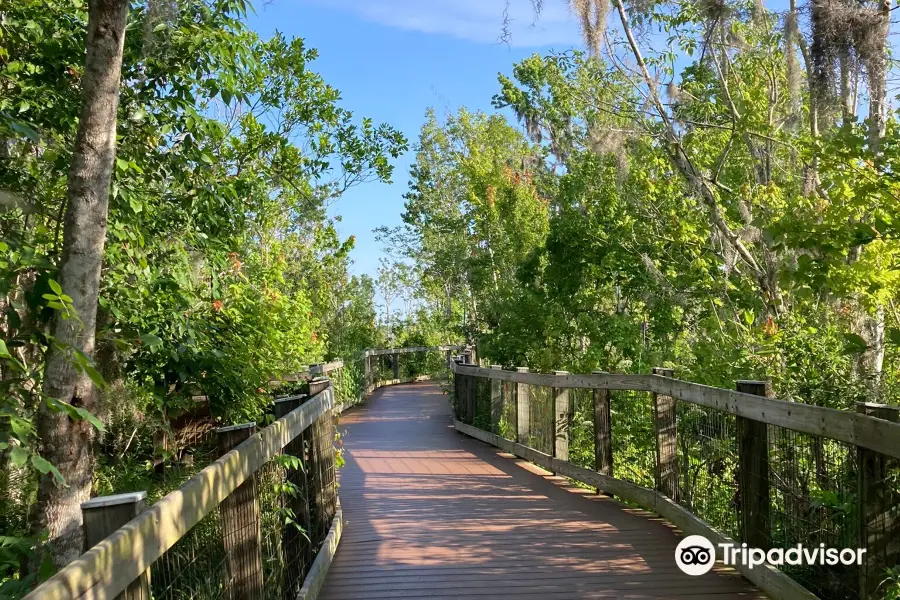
[318,382,766,600]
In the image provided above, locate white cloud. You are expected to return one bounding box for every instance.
[305,0,581,47]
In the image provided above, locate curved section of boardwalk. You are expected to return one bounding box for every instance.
[320,382,764,599]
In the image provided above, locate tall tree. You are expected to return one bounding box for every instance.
[35,0,129,567]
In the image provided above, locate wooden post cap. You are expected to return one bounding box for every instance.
[81,491,147,510]
[736,380,772,396]
[856,402,900,419]
[216,422,256,434]
[275,394,307,406]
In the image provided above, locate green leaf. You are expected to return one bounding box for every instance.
[44,397,106,432]
[10,417,32,439]
[9,446,28,468]
[0,339,9,357]
[842,333,869,355]
[48,279,62,295]
[31,455,65,485]
[81,362,107,391]
[140,333,163,348]
[38,555,57,581]
[887,328,900,346]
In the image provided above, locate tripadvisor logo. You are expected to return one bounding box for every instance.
[675,535,867,576]
[675,536,716,576]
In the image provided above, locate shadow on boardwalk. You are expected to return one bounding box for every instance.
[319,382,765,600]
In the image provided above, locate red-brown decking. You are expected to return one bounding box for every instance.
[319,382,765,599]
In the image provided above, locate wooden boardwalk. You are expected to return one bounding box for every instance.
[320,382,765,599]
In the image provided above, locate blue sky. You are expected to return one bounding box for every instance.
[246,0,582,278]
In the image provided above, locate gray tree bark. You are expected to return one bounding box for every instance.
[35,0,129,568]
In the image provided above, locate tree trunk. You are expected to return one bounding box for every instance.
[854,0,890,392]
[856,305,886,394]
[35,0,128,568]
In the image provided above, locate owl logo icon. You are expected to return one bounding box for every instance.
[675,535,716,576]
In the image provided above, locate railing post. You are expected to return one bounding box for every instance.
[516,367,530,446]
[392,352,400,380]
[363,350,372,395]
[592,371,613,484]
[275,396,312,595]
[490,365,502,433]
[552,371,570,463]
[467,368,476,425]
[506,368,518,443]
[735,380,771,550]
[652,367,679,502]
[217,423,265,600]
[452,359,462,420]
[81,492,150,600]
[856,402,900,599]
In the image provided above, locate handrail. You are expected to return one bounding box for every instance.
[26,386,334,600]
[364,344,464,357]
[451,360,900,600]
[451,362,900,459]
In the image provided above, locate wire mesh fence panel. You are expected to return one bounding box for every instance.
[258,461,290,600]
[473,376,492,431]
[527,385,553,456]
[676,402,740,540]
[611,390,655,489]
[499,379,517,442]
[767,426,859,600]
[568,388,596,471]
[150,507,229,600]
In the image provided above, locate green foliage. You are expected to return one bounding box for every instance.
[0,0,406,588]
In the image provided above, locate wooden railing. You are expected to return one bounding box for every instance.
[361,345,465,396]
[25,346,461,600]
[451,361,900,600]
[27,380,339,600]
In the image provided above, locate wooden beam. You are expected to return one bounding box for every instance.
[81,493,150,600]
[515,367,530,446]
[27,386,334,600]
[552,371,570,463]
[856,402,900,599]
[592,370,613,481]
[735,380,771,550]
[652,367,678,501]
[450,362,900,459]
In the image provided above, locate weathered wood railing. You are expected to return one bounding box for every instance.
[451,361,900,600]
[26,379,339,600]
[361,345,465,396]
[25,346,463,600]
